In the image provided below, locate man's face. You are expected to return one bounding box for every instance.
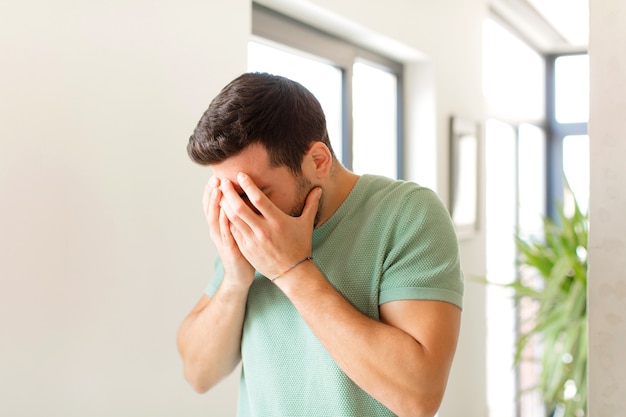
[211,143,320,220]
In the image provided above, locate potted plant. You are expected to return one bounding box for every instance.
[505,190,588,417]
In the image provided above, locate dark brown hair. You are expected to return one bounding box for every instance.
[187,72,335,174]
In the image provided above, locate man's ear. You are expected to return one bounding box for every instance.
[305,142,333,179]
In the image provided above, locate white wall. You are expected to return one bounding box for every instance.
[0,0,488,416]
[588,0,626,414]
[0,1,248,416]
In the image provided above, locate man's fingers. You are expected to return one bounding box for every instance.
[236,172,280,219]
[203,177,220,219]
[219,208,235,246]
[206,178,225,245]
[301,187,322,224]
[219,191,254,237]
[219,175,271,229]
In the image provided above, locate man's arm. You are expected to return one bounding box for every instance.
[177,177,255,392]
[273,262,461,417]
[176,286,248,392]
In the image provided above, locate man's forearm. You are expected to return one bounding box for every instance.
[274,261,460,417]
[177,281,249,393]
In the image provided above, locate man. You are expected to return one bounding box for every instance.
[177,72,463,417]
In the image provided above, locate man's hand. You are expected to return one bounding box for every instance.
[203,176,255,288]
[218,172,322,280]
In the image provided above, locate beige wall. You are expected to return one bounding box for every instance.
[588,0,626,414]
[0,1,248,415]
[0,0,489,416]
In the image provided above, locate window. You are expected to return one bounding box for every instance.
[562,134,589,215]
[483,18,545,123]
[554,55,589,124]
[547,53,589,217]
[484,16,589,417]
[483,17,547,417]
[485,119,518,417]
[352,61,399,178]
[249,4,403,179]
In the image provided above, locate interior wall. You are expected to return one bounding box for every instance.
[588,0,626,413]
[0,0,488,416]
[0,1,248,416]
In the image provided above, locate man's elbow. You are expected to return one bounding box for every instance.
[394,389,444,417]
[396,401,440,417]
[182,364,215,394]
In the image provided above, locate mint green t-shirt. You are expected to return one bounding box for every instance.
[206,174,464,417]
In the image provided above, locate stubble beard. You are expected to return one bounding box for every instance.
[290,175,323,228]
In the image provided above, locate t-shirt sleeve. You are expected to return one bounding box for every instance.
[379,187,464,309]
[205,257,225,297]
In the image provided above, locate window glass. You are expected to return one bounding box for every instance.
[248,40,343,161]
[485,119,518,417]
[555,55,589,123]
[483,19,545,122]
[352,61,398,178]
[563,135,589,214]
[517,123,547,416]
[484,18,549,417]
[518,123,547,236]
[485,120,548,417]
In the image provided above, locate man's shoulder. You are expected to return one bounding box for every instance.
[356,174,439,207]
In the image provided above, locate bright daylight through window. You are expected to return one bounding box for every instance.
[483,17,547,417]
[484,12,589,417]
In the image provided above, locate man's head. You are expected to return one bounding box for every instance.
[187,72,336,175]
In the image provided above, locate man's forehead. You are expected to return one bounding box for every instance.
[210,144,293,194]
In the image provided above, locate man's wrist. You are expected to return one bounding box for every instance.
[270,256,314,282]
[220,272,254,294]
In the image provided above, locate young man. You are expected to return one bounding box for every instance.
[177,72,464,417]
